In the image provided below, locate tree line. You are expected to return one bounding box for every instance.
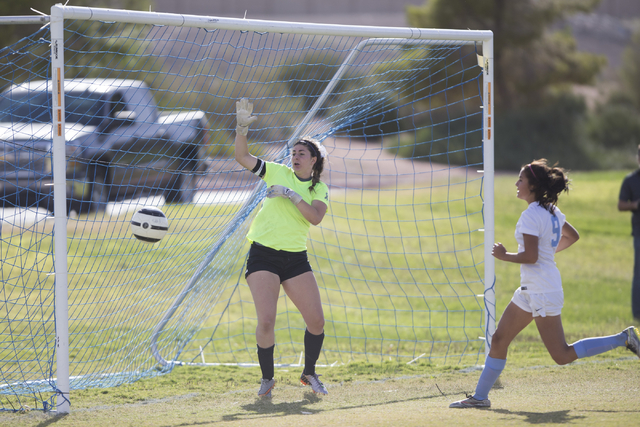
[1,0,639,170]
[407,0,640,170]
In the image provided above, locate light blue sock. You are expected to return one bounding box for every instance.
[473,356,506,401]
[572,332,627,359]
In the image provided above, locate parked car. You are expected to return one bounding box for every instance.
[0,78,210,214]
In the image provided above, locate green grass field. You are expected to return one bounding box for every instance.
[2,170,640,426]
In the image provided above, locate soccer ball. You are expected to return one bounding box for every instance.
[130,206,169,243]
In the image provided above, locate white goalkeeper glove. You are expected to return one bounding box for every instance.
[235,98,257,136]
[267,185,303,205]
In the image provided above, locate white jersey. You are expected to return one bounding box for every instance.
[515,203,566,293]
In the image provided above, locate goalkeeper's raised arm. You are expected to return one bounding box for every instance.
[234,98,258,170]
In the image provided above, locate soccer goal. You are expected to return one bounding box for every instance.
[0,5,494,413]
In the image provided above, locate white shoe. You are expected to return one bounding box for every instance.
[300,373,328,395]
[624,326,640,358]
[258,378,275,397]
[449,395,491,408]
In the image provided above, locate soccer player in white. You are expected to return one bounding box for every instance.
[450,159,640,408]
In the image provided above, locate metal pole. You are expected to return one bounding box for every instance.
[482,35,496,358]
[50,4,70,415]
[0,15,50,25]
[55,5,493,41]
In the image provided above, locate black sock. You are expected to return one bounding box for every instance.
[257,344,275,380]
[303,329,324,376]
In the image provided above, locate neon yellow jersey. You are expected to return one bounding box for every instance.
[247,161,329,252]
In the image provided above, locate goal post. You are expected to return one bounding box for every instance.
[51,6,71,414]
[0,5,494,413]
[481,44,496,359]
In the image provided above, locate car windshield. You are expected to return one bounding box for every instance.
[0,89,105,126]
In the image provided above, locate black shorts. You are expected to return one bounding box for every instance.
[245,242,312,282]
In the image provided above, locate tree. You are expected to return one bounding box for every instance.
[405,0,609,170]
[621,27,640,110]
[585,29,640,158]
[406,0,606,110]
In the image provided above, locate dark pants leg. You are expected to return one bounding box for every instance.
[633,235,640,319]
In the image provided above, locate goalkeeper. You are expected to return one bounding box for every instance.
[234,98,330,397]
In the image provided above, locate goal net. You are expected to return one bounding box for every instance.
[0,6,494,412]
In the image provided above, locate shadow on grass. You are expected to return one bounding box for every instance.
[222,391,323,422]
[492,409,586,424]
[221,389,441,423]
[33,413,69,427]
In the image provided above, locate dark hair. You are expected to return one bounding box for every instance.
[522,158,570,213]
[294,138,325,192]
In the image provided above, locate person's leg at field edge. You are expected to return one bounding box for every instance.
[534,314,578,365]
[283,271,325,375]
[633,234,640,320]
[450,302,533,408]
[283,271,328,394]
[453,299,638,408]
[474,305,629,399]
[541,316,630,362]
[476,302,533,399]
[247,270,281,395]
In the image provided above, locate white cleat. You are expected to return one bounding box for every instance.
[258,378,275,397]
[449,395,491,408]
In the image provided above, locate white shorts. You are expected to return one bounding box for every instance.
[511,287,564,317]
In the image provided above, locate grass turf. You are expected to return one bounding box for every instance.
[2,170,639,426]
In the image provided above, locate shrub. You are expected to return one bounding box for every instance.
[587,95,640,151]
[494,93,594,170]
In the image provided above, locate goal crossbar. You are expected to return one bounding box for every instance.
[55,5,493,41]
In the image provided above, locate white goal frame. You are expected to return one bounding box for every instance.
[47,4,494,414]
